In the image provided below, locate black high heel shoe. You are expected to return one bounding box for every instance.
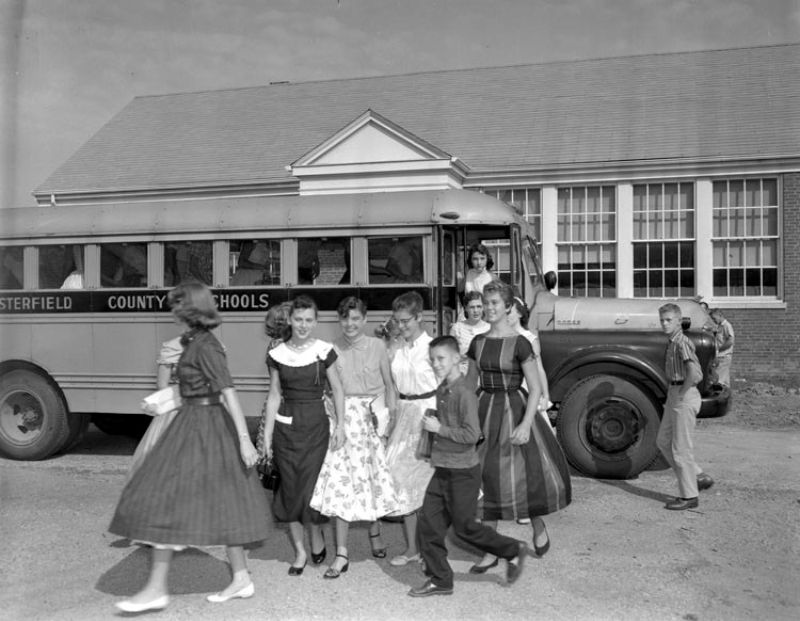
[288,561,307,576]
[323,554,350,579]
[369,532,387,558]
[311,534,327,565]
[533,522,550,557]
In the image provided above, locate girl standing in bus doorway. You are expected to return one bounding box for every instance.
[464,243,496,294]
[310,296,400,578]
[263,296,345,576]
[466,282,571,575]
[384,291,436,566]
[109,282,268,613]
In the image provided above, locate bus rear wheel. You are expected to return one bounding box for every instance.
[557,374,661,479]
[0,370,71,460]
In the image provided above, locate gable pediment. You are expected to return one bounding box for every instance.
[292,109,451,167]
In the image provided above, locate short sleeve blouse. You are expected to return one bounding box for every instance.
[177,330,233,396]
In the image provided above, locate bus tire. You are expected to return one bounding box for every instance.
[557,374,660,479]
[0,370,71,460]
[62,412,91,452]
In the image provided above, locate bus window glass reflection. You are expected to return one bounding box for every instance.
[369,236,423,283]
[229,240,280,286]
[164,241,213,286]
[0,247,24,290]
[39,245,84,289]
[298,237,350,285]
[101,243,148,288]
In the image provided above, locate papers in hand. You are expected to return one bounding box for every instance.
[369,394,390,437]
[141,385,182,416]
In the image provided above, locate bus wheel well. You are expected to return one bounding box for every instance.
[550,362,662,405]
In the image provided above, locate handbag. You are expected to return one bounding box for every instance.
[257,458,280,491]
[415,408,437,459]
[141,385,181,416]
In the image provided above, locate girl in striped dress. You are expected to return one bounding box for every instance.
[466,282,571,574]
[109,282,269,613]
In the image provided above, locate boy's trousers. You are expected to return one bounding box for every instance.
[656,385,702,498]
[418,465,519,588]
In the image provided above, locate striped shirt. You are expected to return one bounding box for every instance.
[665,330,700,383]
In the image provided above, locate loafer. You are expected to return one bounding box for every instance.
[505,542,527,585]
[665,497,699,511]
[407,580,453,597]
[468,557,499,574]
[115,595,169,613]
[207,582,254,603]
[389,552,421,567]
[697,473,714,491]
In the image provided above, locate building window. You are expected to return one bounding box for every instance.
[487,188,542,243]
[557,186,616,297]
[712,178,779,297]
[632,183,695,297]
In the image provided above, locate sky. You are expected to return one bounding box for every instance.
[1,0,798,208]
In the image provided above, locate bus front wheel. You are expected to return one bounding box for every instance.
[0,370,71,460]
[557,374,661,479]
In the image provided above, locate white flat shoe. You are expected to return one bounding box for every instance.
[115,595,169,612]
[206,581,255,603]
[389,553,421,567]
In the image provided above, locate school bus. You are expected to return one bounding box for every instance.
[0,189,727,477]
[0,189,534,460]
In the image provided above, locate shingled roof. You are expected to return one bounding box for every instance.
[36,43,800,196]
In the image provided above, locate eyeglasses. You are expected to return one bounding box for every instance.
[394,315,416,326]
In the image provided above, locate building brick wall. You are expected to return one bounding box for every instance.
[723,172,800,385]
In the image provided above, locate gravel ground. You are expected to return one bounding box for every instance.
[701,382,800,430]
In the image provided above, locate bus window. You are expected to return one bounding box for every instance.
[369,236,423,284]
[298,237,351,285]
[229,240,280,286]
[164,241,213,286]
[442,230,456,286]
[0,247,24,290]
[100,243,148,288]
[39,245,84,289]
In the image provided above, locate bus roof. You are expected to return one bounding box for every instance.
[1,190,524,242]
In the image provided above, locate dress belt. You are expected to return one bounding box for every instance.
[183,394,222,405]
[398,390,436,401]
[669,381,684,386]
[480,387,522,394]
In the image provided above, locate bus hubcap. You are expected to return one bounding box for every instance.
[0,391,44,444]
[585,399,641,454]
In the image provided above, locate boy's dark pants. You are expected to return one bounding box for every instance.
[418,464,519,588]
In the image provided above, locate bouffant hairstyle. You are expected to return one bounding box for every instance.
[264,301,292,342]
[337,296,367,318]
[392,291,424,316]
[467,243,494,271]
[168,282,221,329]
[482,281,514,309]
[290,294,318,318]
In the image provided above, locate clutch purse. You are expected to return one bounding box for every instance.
[141,385,182,416]
[257,458,280,491]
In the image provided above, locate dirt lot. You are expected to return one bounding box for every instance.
[705,381,800,430]
[1,383,798,621]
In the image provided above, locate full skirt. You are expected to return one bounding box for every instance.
[310,396,399,521]
[384,398,435,515]
[478,389,571,520]
[109,403,270,546]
